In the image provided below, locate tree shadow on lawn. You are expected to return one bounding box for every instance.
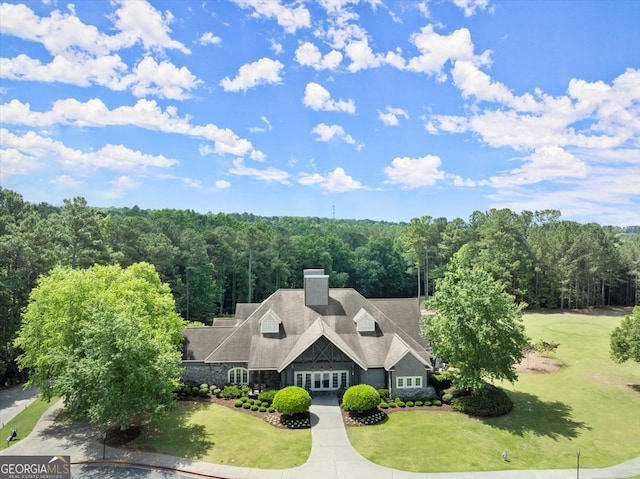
[483,390,590,440]
[127,402,214,460]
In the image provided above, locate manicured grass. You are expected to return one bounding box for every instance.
[130,401,311,468]
[348,310,640,472]
[0,396,58,451]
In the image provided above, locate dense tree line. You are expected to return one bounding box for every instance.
[1,187,638,385]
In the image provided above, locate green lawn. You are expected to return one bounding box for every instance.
[0,396,57,451]
[130,401,311,468]
[348,310,640,472]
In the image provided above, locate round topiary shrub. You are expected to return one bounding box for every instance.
[396,400,406,407]
[259,406,267,412]
[406,401,414,407]
[191,386,200,395]
[388,402,396,408]
[432,399,442,406]
[261,401,269,408]
[424,400,432,406]
[258,389,279,404]
[451,384,513,417]
[415,401,423,407]
[242,402,251,409]
[251,404,259,411]
[342,384,381,413]
[234,400,243,407]
[379,402,389,409]
[240,396,248,403]
[200,383,209,390]
[272,386,312,415]
[213,388,222,397]
[247,399,255,405]
[268,407,276,413]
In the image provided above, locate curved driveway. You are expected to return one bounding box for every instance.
[1,393,639,479]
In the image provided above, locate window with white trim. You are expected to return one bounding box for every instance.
[353,308,376,332]
[396,376,422,389]
[228,367,249,384]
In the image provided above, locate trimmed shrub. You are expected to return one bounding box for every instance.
[258,389,278,404]
[268,407,276,413]
[429,371,454,390]
[451,384,513,417]
[199,388,209,397]
[406,401,414,407]
[247,399,255,405]
[222,385,243,399]
[242,402,251,409]
[191,386,200,395]
[241,385,251,396]
[209,385,217,393]
[213,388,222,397]
[388,402,396,408]
[424,400,432,406]
[415,400,423,407]
[379,402,389,409]
[234,400,243,407]
[261,401,269,408]
[259,406,267,412]
[433,399,442,406]
[251,404,259,411]
[342,384,381,413]
[396,400,406,407]
[200,383,209,390]
[442,393,454,404]
[376,388,390,401]
[273,386,312,415]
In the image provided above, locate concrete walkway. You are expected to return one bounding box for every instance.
[1,394,640,479]
[0,385,39,427]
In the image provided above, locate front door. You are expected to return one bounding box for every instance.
[295,370,349,391]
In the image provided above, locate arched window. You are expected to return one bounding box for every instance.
[228,367,249,384]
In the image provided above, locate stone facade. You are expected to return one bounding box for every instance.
[182,361,248,387]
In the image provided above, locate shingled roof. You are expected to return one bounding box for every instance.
[184,287,431,372]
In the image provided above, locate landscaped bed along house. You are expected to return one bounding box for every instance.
[182,269,433,399]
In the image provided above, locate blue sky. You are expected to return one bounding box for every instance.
[1,0,639,225]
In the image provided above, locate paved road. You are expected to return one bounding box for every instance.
[0,384,38,427]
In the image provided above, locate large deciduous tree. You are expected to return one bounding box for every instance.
[426,245,529,391]
[14,263,185,428]
[610,307,640,363]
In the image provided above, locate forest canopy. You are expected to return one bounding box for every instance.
[1,187,639,386]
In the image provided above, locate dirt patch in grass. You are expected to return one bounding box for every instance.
[516,350,562,374]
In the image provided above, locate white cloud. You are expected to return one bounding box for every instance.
[198,32,222,46]
[0,2,199,99]
[303,82,356,114]
[378,106,410,126]
[216,180,231,189]
[220,57,284,92]
[383,154,446,188]
[0,147,42,178]
[109,0,190,53]
[232,0,311,34]
[344,37,384,72]
[269,39,283,55]
[298,167,365,192]
[453,0,491,17]
[126,56,202,100]
[104,175,142,198]
[295,42,342,70]
[228,158,291,184]
[406,25,490,79]
[249,116,273,133]
[486,146,588,188]
[311,123,357,146]
[183,178,203,189]
[49,175,82,189]
[1,128,178,173]
[1,98,256,157]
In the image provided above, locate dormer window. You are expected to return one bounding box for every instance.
[353,308,376,333]
[259,308,281,334]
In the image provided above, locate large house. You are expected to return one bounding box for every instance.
[182,269,433,397]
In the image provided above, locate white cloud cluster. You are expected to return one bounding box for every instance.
[220,58,284,92]
[295,42,343,70]
[232,0,311,33]
[378,107,410,126]
[303,83,356,113]
[229,158,292,184]
[383,155,446,188]
[453,0,491,17]
[311,123,360,148]
[0,128,177,179]
[0,1,199,100]
[298,167,365,192]
[198,32,222,46]
[1,98,258,158]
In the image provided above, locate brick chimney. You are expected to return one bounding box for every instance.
[303,269,329,306]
